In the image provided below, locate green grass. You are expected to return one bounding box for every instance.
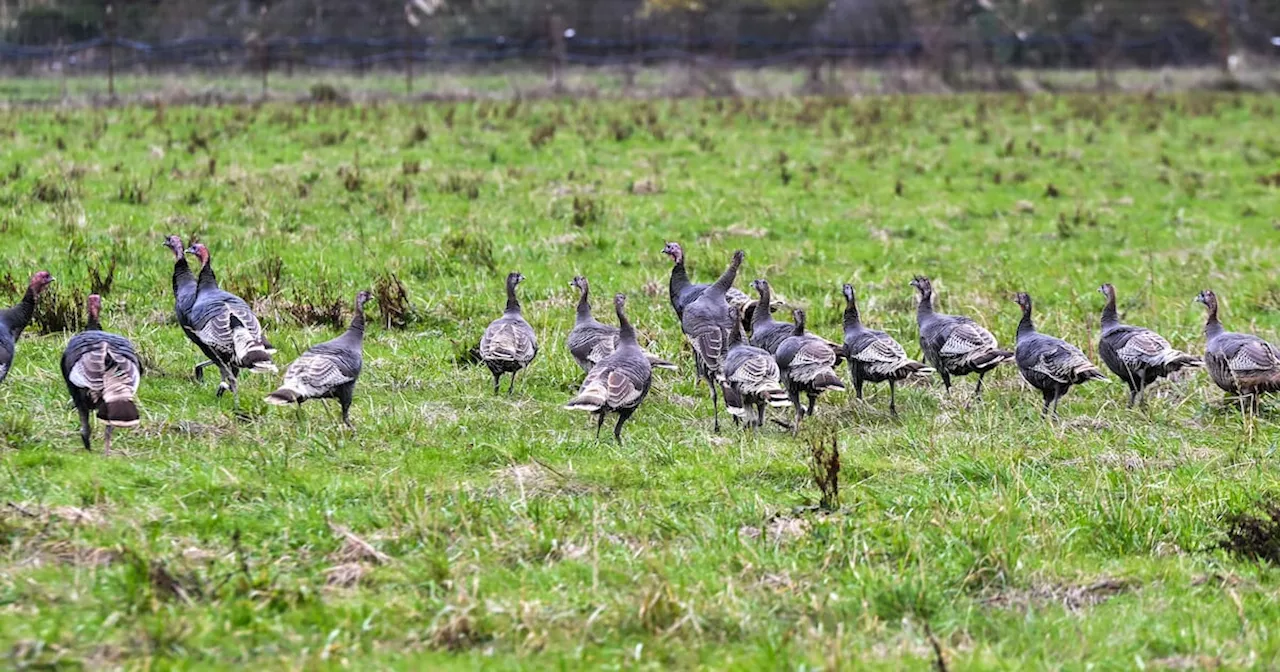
[1,93,1280,669]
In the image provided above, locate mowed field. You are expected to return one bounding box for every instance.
[2,93,1280,669]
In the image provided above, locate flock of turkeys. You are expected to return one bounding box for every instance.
[0,238,1275,451]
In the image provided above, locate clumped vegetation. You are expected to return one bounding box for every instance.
[0,94,1277,669]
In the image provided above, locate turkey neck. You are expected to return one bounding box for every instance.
[1017,304,1036,339]
[1203,297,1223,339]
[575,286,592,323]
[792,313,806,337]
[843,295,861,332]
[615,303,636,346]
[2,285,39,336]
[751,285,772,330]
[916,290,934,322]
[172,257,197,311]
[86,307,101,332]
[346,302,367,340]
[505,281,521,314]
[196,260,218,293]
[1100,291,1120,330]
[668,259,690,302]
[710,257,741,295]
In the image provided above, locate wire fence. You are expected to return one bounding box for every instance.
[1,0,1278,102]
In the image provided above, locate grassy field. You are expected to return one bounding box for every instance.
[2,93,1280,669]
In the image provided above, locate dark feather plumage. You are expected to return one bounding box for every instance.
[566,293,652,443]
[1197,289,1280,413]
[842,284,933,415]
[61,294,141,454]
[265,291,371,427]
[566,276,675,373]
[0,271,54,386]
[775,308,845,428]
[912,275,1012,399]
[679,249,745,432]
[480,272,538,394]
[1097,283,1201,408]
[1012,292,1106,418]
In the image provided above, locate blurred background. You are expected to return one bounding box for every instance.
[1,0,1279,102]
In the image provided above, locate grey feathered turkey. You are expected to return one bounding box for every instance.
[775,308,845,427]
[565,293,652,443]
[166,235,213,380]
[0,271,54,386]
[1013,292,1106,418]
[748,279,795,354]
[912,275,1013,399]
[266,291,371,427]
[566,276,674,373]
[1196,289,1280,413]
[663,241,754,330]
[1097,283,1201,407]
[842,284,933,415]
[680,249,745,432]
[719,305,790,428]
[183,243,277,399]
[61,294,141,454]
[480,272,538,394]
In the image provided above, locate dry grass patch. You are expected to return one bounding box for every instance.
[981,577,1135,612]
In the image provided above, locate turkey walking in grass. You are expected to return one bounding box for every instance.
[480,272,538,394]
[61,295,141,454]
[1195,289,1280,413]
[1097,283,1201,408]
[775,308,845,428]
[663,241,755,330]
[565,293,652,444]
[165,235,214,380]
[0,271,54,386]
[842,284,933,415]
[566,276,675,374]
[912,275,1012,400]
[1012,292,1106,418]
[719,306,790,429]
[266,291,372,428]
[183,243,277,400]
[748,279,795,355]
[680,249,745,432]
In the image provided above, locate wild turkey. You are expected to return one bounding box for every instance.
[912,275,1013,399]
[566,276,675,373]
[1097,283,1201,407]
[1195,289,1280,413]
[183,243,277,399]
[0,271,54,386]
[61,294,141,454]
[749,278,844,359]
[663,241,754,330]
[165,235,213,379]
[1012,292,1106,418]
[480,272,538,394]
[842,284,933,415]
[266,291,371,427]
[775,308,845,427]
[719,305,790,428]
[680,249,745,431]
[565,293,652,443]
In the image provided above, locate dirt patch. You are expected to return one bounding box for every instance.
[4,502,108,527]
[739,515,811,544]
[13,540,119,569]
[419,402,460,427]
[324,562,371,588]
[1150,655,1221,670]
[981,577,1135,612]
[490,461,590,499]
[328,522,391,565]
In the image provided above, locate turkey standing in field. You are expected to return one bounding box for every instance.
[775,308,845,427]
[912,275,1013,400]
[748,279,795,354]
[565,293,652,443]
[566,276,675,373]
[61,294,142,454]
[719,305,790,429]
[0,271,54,386]
[680,249,745,432]
[1097,283,1201,408]
[184,243,277,400]
[266,291,372,428]
[663,242,754,330]
[1196,289,1280,413]
[1012,292,1106,418]
[165,235,214,379]
[480,271,538,394]
[842,284,933,415]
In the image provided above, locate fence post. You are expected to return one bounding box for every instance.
[623,14,635,89]
[105,3,116,101]
[1217,0,1232,73]
[405,24,414,95]
[548,13,565,88]
[259,5,269,98]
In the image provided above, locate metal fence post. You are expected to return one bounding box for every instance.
[105,4,116,100]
